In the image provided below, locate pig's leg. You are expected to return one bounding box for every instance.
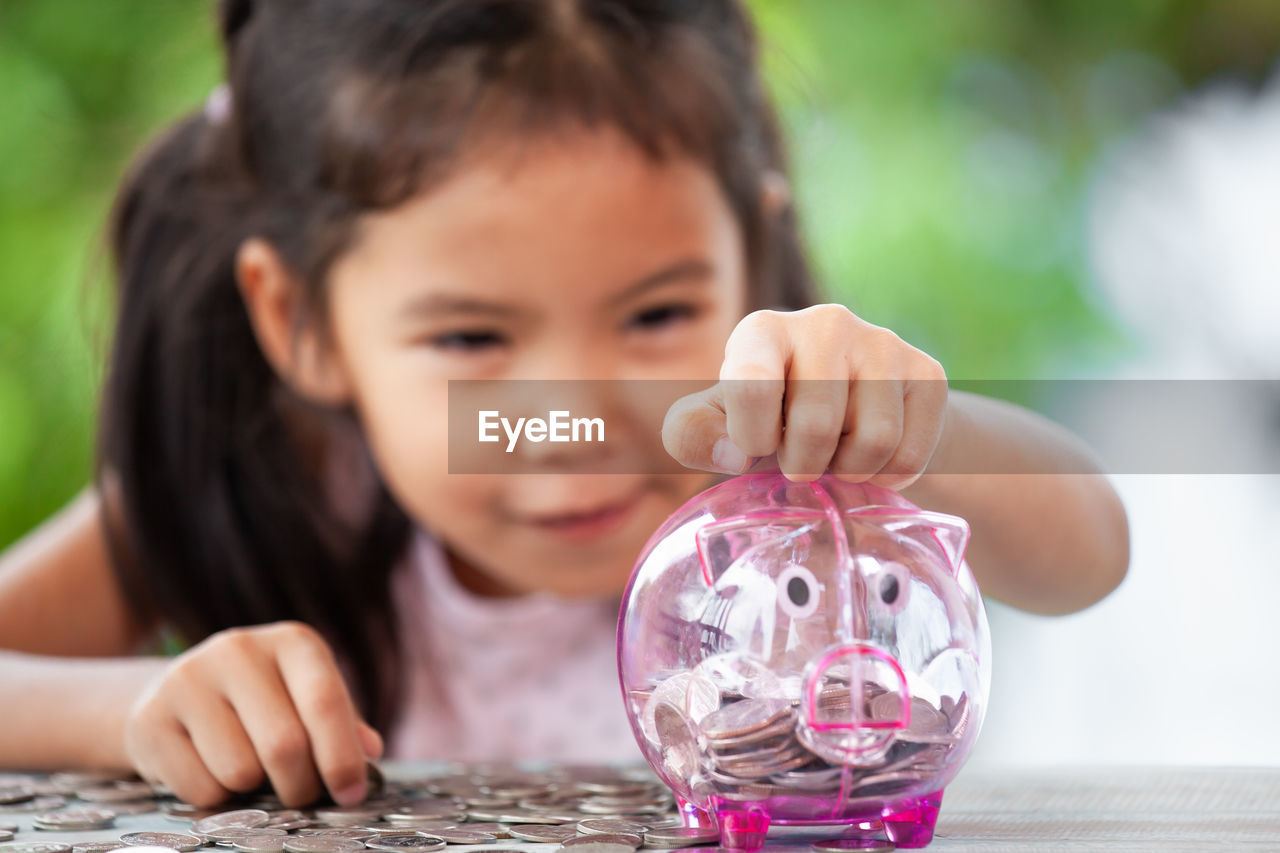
[674,795,716,830]
[881,789,943,848]
[712,803,770,850]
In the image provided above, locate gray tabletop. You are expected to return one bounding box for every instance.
[5,765,1279,852]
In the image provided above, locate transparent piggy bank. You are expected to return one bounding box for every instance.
[618,473,990,849]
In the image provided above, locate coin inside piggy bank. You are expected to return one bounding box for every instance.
[617,473,991,849]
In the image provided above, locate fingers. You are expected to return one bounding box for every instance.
[272,624,371,806]
[211,629,327,808]
[719,312,787,458]
[358,720,384,760]
[662,384,752,475]
[175,691,266,795]
[874,376,948,489]
[662,310,791,475]
[830,377,904,483]
[776,339,849,482]
[126,622,378,811]
[135,719,231,808]
[678,305,950,487]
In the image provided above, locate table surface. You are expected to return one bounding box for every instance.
[5,765,1279,853]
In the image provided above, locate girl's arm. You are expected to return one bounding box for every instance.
[0,488,168,769]
[899,389,1130,615]
[0,490,383,806]
[664,305,1130,616]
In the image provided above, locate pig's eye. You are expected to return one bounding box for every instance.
[879,574,900,604]
[776,564,821,620]
[872,561,911,614]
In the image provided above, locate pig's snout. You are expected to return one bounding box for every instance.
[800,644,910,760]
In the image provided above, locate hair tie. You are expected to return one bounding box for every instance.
[205,82,232,124]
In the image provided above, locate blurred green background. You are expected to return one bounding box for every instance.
[1,0,1278,550]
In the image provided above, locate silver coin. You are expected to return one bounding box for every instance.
[73,844,126,853]
[902,698,949,739]
[453,824,504,838]
[560,834,642,849]
[700,699,792,741]
[119,835,201,853]
[641,674,692,744]
[505,826,577,844]
[352,826,418,838]
[204,829,288,845]
[576,801,665,817]
[0,823,16,834]
[0,836,12,845]
[0,797,67,815]
[191,810,271,836]
[231,840,289,853]
[385,805,461,821]
[50,771,131,789]
[118,847,181,853]
[560,845,634,853]
[295,831,374,842]
[703,716,795,751]
[576,820,650,837]
[639,828,719,849]
[34,808,118,831]
[315,808,385,827]
[426,830,494,844]
[282,839,366,853]
[364,837,445,853]
[490,811,576,826]
[369,823,451,835]
[265,810,307,824]
[653,704,700,784]
[0,844,72,853]
[78,782,155,803]
[231,839,290,853]
[0,791,33,807]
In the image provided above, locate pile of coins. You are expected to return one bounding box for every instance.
[646,674,972,804]
[0,766,729,853]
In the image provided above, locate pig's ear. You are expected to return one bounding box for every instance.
[846,509,970,575]
[695,513,826,587]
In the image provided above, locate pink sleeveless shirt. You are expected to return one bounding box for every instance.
[381,527,642,763]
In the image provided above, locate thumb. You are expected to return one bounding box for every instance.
[662,383,754,475]
[357,720,384,760]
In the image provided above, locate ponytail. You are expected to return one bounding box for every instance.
[99,103,408,730]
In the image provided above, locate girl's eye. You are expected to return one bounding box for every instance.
[627,303,697,331]
[428,330,505,352]
[776,564,821,620]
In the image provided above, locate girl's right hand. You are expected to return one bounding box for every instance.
[124,621,383,808]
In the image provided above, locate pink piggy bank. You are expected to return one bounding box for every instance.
[618,473,990,849]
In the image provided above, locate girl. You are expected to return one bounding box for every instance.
[0,0,1128,813]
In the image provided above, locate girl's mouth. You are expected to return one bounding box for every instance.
[523,489,645,542]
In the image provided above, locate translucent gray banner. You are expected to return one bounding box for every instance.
[446,379,1280,475]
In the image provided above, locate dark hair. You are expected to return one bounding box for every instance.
[98,0,821,731]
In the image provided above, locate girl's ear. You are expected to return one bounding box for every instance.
[235,237,353,405]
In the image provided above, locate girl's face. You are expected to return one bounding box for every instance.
[324,126,749,598]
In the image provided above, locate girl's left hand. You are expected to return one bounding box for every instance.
[662,304,950,489]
